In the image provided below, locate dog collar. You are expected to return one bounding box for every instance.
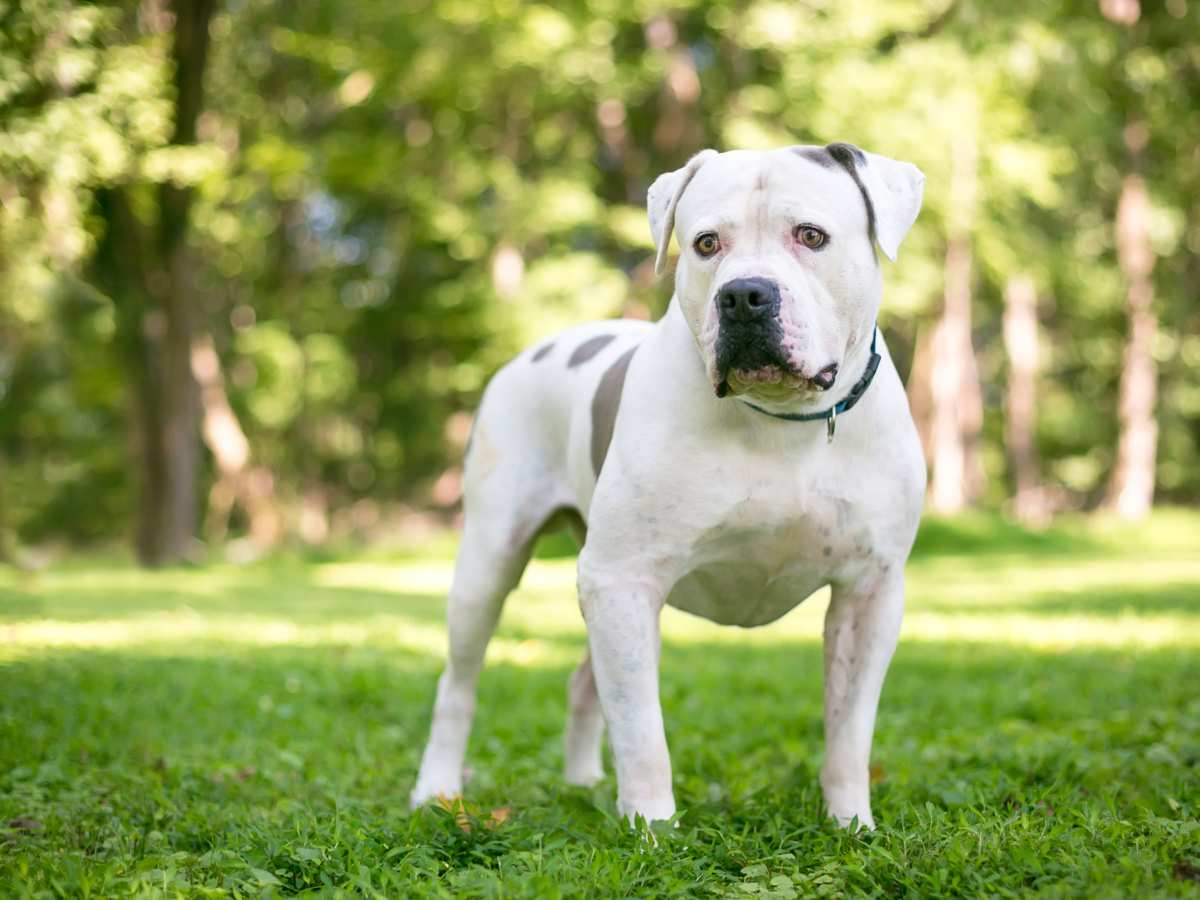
[738,326,881,443]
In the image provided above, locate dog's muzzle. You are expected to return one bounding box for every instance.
[713,277,789,396]
[712,277,840,398]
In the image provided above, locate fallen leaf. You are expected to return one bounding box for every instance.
[434,794,464,813]
[435,794,471,832]
[8,817,44,831]
[488,806,511,826]
[434,796,511,833]
[869,764,886,784]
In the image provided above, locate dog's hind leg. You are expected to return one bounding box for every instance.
[410,505,539,807]
[410,348,585,808]
[563,650,605,786]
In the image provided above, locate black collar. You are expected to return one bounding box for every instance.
[738,326,881,442]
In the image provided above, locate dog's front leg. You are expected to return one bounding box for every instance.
[578,561,675,824]
[821,568,905,830]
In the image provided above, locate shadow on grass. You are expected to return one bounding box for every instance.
[910,514,1101,558]
[914,579,1200,617]
[0,579,453,625]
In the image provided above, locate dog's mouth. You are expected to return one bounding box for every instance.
[716,365,802,398]
[714,363,839,400]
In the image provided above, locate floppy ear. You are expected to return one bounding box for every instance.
[647,149,718,276]
[851,149,925,261]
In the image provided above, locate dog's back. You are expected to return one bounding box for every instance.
[463,318,652,530]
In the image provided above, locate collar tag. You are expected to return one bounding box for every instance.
[826,407,837,443]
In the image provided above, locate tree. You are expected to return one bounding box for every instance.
[90,0,221,564]
[927,119,985,514]
[1002,274,1048,524]
[1103,121,1158,518]
[149,0,220,562]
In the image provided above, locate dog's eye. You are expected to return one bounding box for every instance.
[795,225,828,250]
[693,232,721,258]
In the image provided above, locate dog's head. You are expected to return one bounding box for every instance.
[648,144,924,408]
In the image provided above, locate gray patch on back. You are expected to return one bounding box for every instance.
[590,345,638,477]
[568,334,617,368]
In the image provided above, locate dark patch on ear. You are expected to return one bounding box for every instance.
[826,141,866,167]
[824,142,878,250]
[590,345,638,478]
[793,146,836,169]
[568,334,617,368]
[531,342,554,362]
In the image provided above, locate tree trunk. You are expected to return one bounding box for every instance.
[153,246,203,561]
[141,0,218,563]
[928,123,984,514]
[1002,274,1048,525]
[1104,168,1158,517]
[906,322,935,470]
[646,16,702,156]
[1098,0,1158,519]
[91,188,168,565]
[0,452,11,563]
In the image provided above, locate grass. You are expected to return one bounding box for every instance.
[1,511,1198,898]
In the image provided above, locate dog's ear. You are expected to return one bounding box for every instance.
[647,149,718,276]
[833,145,925,262]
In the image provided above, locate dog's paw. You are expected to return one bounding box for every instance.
[828,808,876,831]
[410,777,463,810]
[563,762,604,787]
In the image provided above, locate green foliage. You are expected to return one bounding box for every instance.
[1,512,1198,895]
[2,0,1199,545]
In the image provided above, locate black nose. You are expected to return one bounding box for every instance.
[716,277,781,324]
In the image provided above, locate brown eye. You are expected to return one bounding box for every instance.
[693,232,720,257]
[796,225,828,250]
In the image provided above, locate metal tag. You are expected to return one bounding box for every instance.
[826,407,837,443]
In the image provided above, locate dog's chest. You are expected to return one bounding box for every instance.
[661,481,873,627]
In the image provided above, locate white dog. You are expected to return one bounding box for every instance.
[412,143,926,830]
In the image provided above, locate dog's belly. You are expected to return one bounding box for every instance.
[664,562,826,627]
[661,518,839,627]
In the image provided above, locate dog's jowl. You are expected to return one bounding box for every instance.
[412,144,926,830]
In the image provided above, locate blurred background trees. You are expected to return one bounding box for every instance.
[1,0,1197,564]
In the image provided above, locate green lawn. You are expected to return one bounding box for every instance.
[2,512,1198,898]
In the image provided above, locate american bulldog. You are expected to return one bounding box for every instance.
[412,143,926,830]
